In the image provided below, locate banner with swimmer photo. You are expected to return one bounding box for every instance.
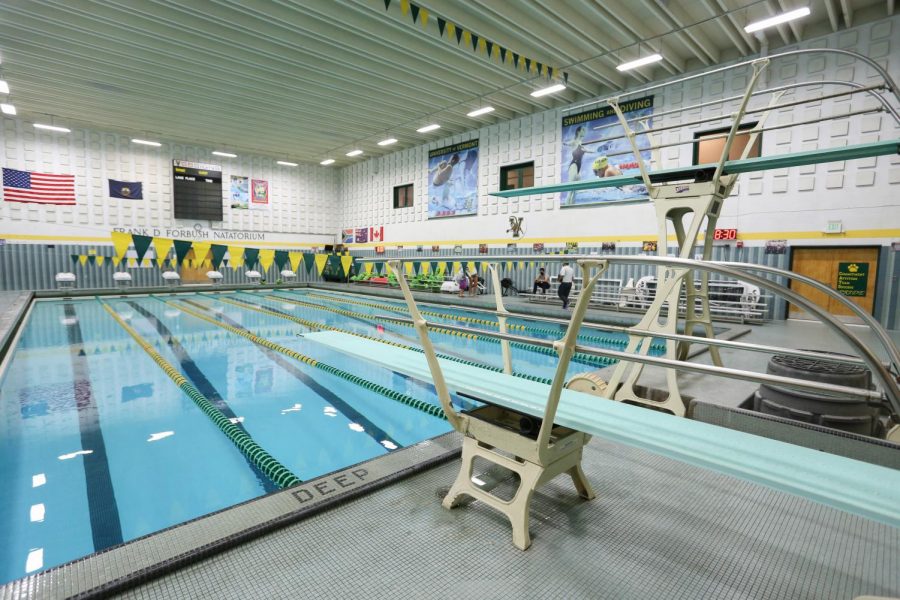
[560,96,654,207]
[427,139,478,219]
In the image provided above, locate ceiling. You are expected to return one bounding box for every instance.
[0,0,892,166]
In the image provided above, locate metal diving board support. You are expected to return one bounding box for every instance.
[387,257,611,549]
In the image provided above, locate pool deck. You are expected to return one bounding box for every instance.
[1,285,898,598]
[0,291,31,362]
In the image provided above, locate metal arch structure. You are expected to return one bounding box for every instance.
[488,47,900,416]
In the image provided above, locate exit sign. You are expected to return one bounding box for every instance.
[825,220,844,234]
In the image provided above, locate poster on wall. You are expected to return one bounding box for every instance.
[560,96,654,208]
[230,176,249,209]
[836,262,869,297]
[251,179,269,208]
[427,139,479,218]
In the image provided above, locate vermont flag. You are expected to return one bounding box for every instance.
[109,179,143,199]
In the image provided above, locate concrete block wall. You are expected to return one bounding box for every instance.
[338,17,899,248]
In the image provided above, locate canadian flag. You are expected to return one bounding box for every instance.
[370,226,384,242]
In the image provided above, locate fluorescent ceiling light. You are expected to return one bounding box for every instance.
[277,160,298,166]
[346,149,363,156]
[212,151,237,158]
[416,123,440,133]
[530,84,566,97]
[616,54,663,71]
[0,80,8,94]
[34,123,70,133]
[0,103,15,115]
[377,138,398,146]
[744,7,811,33]
[467,106,495,117]
[131,138,161,146]
[320,159,335,165]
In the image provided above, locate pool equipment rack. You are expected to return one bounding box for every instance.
[341,49,900,548]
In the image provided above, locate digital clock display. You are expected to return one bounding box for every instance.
[713,228,738,241]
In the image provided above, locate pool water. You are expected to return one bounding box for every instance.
[0,289,653,583]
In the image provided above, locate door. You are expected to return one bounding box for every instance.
[789,247,879,321]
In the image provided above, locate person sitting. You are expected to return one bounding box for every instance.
[533,268,550,294]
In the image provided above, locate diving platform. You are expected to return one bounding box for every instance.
[305,330,900,543]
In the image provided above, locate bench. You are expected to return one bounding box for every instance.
[305,330,900,548]
[522,277,623,307]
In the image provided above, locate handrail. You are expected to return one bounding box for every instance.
[357,254,899,413]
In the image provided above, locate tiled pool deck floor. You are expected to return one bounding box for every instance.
[1,285,898,598]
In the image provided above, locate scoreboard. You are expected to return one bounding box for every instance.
[173,159,223,221]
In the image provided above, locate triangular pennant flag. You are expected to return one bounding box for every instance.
[227,246,245,268]
[274,250,289,271]
[549,66,555,80]
[410,3,419,23]
[132,234,153,262]
[153,237,175,268]
[419,261,429,275]
[478,37,487,54]
[314,253,328,275]
[413,262,422,276]
[141,258,152,268]
[430,261,439,273]
[259,249,275,273]
[111,231,132,258]
[437,17,446,36]
[173,240,193,266]
[243,248,260,269]
[128,258,138,268]
[404,262,415,276]
[383,0,390,9]
[537,62,544,76]
[470,33,479,51]
[485,40,494,57]
[79,255,89,266]
[513,53,520,69]
[192,242,212,268]
[524,57,532,73]
[506,261,513,272]
[462,30,471,47]
[453,24,462,44]
[364,262,374,275]
[467,261,476,273]
[112,255,122,267]
[303,252,316,274]
[499,47,507,63]
[96,256,105,267]
[564,71,569,85]
[210,244,228,270]
[400,0,409,15]
[340,255,354,276]
[420,8,428,27]
[71,254,79,265]
[452,261,461,275]
[289,251,303,272]
[374,262,384,275]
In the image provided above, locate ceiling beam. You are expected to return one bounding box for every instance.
[776,0,804,42]
[765,0,793,45]
[824,0,841,32]
[699,0,753,55]
[645,0,719,65]
[716,0,759,53]
[840,0,854,27]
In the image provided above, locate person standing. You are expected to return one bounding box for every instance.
[557,261,575,309]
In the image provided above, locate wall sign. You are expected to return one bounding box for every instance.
[427,139,479,218]
[836,262,869,297]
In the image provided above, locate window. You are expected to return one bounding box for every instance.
[693,122,761,165]
[393,183,414,209]
[500,161,534,191]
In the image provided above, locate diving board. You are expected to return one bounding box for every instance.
[304,330,900,538]
[489,139,900,198]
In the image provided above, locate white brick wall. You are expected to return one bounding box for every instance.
[339,17,900,246]
[0,122,339,244]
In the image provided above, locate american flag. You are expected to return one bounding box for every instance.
[3,168,76,205]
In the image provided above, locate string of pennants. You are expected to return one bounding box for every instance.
[383,0,568,84]
[69,232,360,277]
[360,259,545,277]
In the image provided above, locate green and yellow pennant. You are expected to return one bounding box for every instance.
[383,0,566,83]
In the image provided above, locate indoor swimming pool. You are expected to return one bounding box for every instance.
[0,289,654,583]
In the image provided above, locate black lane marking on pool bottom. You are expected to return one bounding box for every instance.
[178,298,403,451]
[125,301,279,494]
[63,303,125,550]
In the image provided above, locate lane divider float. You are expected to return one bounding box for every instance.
[303,290,665,352]
[267,294,616,369]
[101,302,302,489]
[165,298,449,420]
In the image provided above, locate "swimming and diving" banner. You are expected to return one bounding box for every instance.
[560,96,654,208]
[427,139,479,219]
